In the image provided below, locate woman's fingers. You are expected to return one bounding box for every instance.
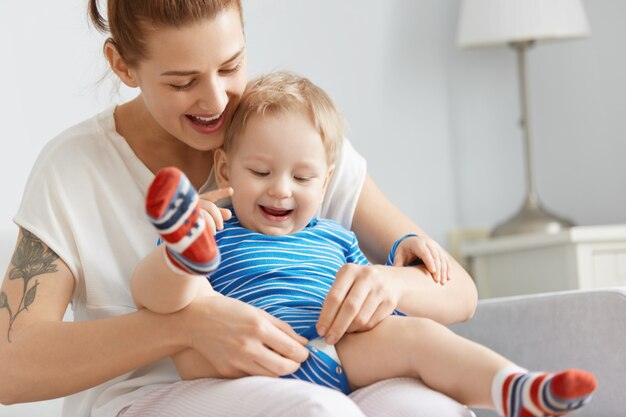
[318,264,394,344]
[324,279,369,344]
[264,311,309,346]
[368,300,395,329]
[345,291,382,333]
[252,326,308,375]
[316,268,354,338]
[187,296,307,378]
[238,313,308,376]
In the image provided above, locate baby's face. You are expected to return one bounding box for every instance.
[224,110,333,236]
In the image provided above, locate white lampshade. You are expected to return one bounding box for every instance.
[457,0,591,47]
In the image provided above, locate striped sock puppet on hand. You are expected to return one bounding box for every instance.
[146,167,220,275]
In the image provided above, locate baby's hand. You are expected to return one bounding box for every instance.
[198,187,234,234]
[393,235,451,285]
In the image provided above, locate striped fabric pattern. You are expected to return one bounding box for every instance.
[289,343,351,394]
[206,213,406,392]
[209,215,371,340]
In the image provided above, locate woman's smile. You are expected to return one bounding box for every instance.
[185,111,226,134]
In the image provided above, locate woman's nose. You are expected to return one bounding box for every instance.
[197,77,228,114]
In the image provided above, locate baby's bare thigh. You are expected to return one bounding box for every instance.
[335,316,427,389]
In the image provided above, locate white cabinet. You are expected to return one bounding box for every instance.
[460,225,626,298]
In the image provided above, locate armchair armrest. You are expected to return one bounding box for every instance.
[450,287,626,417]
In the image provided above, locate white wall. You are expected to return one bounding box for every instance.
[243,0,458,244]
[0,1,127,269]
[447,0,626,229]
[1,0,625,416]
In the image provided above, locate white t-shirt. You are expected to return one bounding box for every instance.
[13,106,367,417]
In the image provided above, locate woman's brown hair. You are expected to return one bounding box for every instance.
[88,0,242,67]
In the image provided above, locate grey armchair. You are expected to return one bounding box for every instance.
[451,288,626,417]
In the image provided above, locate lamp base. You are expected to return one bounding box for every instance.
[491,200,575,237]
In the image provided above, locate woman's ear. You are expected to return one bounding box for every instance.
[104,40,139,88]
[214,148,231,188]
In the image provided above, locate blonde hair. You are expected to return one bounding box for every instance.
[88,0,243,67]
[224,72,345,164]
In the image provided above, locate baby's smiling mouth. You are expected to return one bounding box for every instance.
[260,206,293,219]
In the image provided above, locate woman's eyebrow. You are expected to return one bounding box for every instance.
[160,70,199,76]
[160,47,245,77]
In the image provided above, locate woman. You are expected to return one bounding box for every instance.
[0,1,477,416]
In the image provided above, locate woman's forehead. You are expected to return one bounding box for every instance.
[142,9,245,68]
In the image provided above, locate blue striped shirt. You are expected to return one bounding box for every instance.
[209,215,383,340]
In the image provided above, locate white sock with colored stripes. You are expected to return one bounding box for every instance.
[492,366,597,417]
[146,167,220,275]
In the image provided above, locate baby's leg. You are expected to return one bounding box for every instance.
[132,166,220,314]
[132,245,210,313]
[336,316,595,416]
[133,167,224,379]
[336,316,504,404]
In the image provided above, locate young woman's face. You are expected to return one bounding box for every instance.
[131,8,247,151]
[218,111,334,236]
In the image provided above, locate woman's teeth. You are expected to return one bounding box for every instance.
[188,114,221,126]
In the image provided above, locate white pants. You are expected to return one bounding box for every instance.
[120,377,475,417]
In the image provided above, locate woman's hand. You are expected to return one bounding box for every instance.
[316,264,400,345]
[198,187,234,233]
[393,235,451,285]
[182,295,310,378]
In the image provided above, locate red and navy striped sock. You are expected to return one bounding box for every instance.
[146,167,220,275]
[493,366,596,417]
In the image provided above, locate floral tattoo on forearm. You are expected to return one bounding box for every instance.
[0,229,59,342]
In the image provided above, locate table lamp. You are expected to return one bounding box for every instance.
[456,0,590,237]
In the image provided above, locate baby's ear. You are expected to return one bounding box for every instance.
[214,148,230,188]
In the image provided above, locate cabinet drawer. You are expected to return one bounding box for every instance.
[592,249,626,287]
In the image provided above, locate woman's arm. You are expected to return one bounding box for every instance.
[0,229,189,404]
[0,229,308,404]
[351,175,477,323]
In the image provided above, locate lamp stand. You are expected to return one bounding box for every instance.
[491,41,574,237]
